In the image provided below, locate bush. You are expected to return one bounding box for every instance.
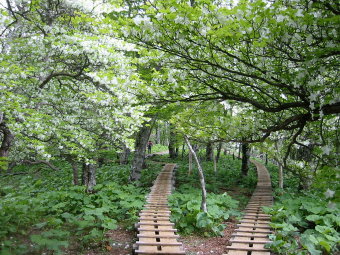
[0,162,147,254]
[168,187,240,236]
[263,193,340,255]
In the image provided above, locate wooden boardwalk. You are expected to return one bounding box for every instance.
[134,163,185,255]
[224,159,273,255]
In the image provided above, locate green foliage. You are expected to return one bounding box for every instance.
[0,160,147,254]
[137,162,163,188]
[160,154,251,236]
[263,193,340,255]
[265,162,300,194]
[150,144,168,153]
[169,188,240,236]
[175,154,257,194]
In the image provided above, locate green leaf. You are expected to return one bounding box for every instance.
[319,240,331,253]
[102,219,118,230]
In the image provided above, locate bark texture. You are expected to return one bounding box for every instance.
[168,123,177,159]
[0,121,14,171]
[188,149,193,175]
[216,142,222,163]
[205,142,213,161]
[185,136,207,213]
[241,143,250,176]
[119,144,130,165]
[68,160,79,185]
[130,120,153,182]
[82,163,97,193]
[278,163,283,189]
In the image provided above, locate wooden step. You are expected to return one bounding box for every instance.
[231,240,271,244]
[135,250,186,254]
[137,234,180,238]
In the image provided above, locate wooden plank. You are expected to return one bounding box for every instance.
[231,233,269,238]
[231,240,271,244]
[134,163,184,255]
[137,234,180,238]
[136,242,182,246]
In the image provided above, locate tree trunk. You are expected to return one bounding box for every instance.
[161,122,169,146]
[188,149,193,175]
[278,163,283,189]
[241,143,250,176]
[66,157,79,185]
[82,163,96,192]
[0,122,14,172]
[130,120,154,182]
[216,142,222,163]
[213,154,217,174]
[265,153,268,165]
[238,143,241,158]
[72,162,79,185]
[119,144,130,165]
[156,123,161,144]
[168,123,177,159]
[181,143,185,159]
[184,136,207,213]
[205,142,213,161]
[86,164,96,193]
[82,163,89,186]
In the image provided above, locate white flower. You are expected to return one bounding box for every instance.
[321,145,331,155]
[133,16,143,25]
[309,93,318,101]
[306,35,313,45]
[296,9,304,17]
[276,15,285,22]
[156,13,164,21]
[174,15,183,24]
[324,189,335,199]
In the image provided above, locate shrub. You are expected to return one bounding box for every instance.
[168,187,240,236]
[263,193,340,255]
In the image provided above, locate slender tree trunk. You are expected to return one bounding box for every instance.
[185,136,207,213]
[86,164,96,193]
[66,157,79,185]
[213,154,217,174]
[162,122,169,146]
[241,143,250,176]
[0,122,14,172]
[72,162,79,185]
[168,123,177,159]
[82,163,89,186]
[156,123,161,144]
[206,142,213,161]
[82,163,97,192]
[188,149,193,175]
[238,143,241,158]
[265,153,268,165]
[181,143,185,159]
[216,142,222,163]
[119,144,130,165]
[278,163,283,189]
[130,120,154,182]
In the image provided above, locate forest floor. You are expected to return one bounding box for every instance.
[95,152,248,255]
[104,221,237,255]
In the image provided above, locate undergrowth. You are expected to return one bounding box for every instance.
[0,159,156,255]
[263,161,340,255]
[159,153,258,236]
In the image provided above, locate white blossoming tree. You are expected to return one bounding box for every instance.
[0,0,149,190]
[112,0,339,190]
